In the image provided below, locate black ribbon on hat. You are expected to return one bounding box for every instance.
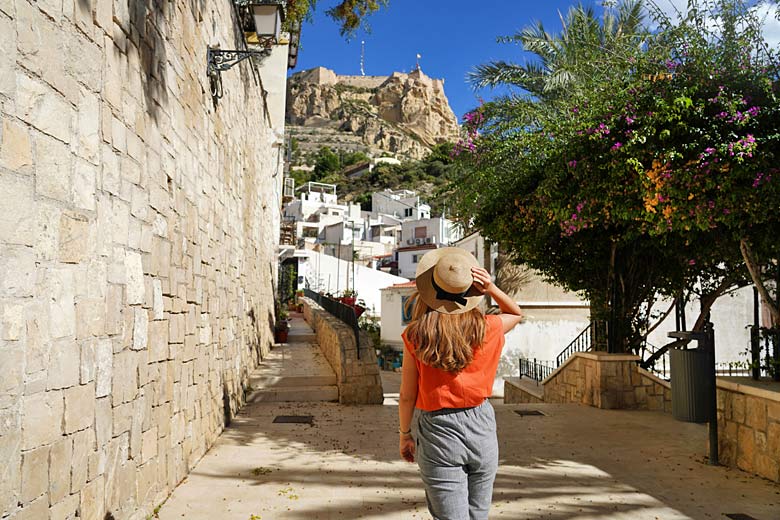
[431,276,470,306]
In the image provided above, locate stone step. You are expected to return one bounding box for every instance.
[248,385,339,403]
[249,374,338,388]
[287,332,316,343]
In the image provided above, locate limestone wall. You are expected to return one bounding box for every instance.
[302,298,383,404]
[503,377,544,404]
[337,75,388,90]
[504,356,672,413]
[716,380,780,483]
[0,1,283,519]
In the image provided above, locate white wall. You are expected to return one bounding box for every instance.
[400,217,462,247]
[499,307,591,375]
[381,286,417,348]
[397,248,434,278]
[646,286,754,363]
[304,252,409,316]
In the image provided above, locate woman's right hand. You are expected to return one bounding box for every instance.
[399,435,415,463]
[471,266,493,294]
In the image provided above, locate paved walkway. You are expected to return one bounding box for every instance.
[247,312,338,403]
[157,317,779,520]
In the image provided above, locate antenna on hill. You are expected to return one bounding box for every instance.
[416,53,421,70]
[360,40,366,76]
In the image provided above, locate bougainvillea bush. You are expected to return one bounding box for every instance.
[452,0,780,352]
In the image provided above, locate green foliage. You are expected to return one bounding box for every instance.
[313,146,341,179]
[284,0,388,37]
[452,0,780,352]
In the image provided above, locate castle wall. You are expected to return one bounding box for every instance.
[336,75,388,90]
[0,1,284,518]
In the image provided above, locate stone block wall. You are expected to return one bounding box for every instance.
[503,377,544,404]
[716,380,780,483]
[0,1,282,518]
[504,356,672,413]
[537,352,671,411]
[633,367,672,413]
[544,352,634,408]
[303,298,383,404]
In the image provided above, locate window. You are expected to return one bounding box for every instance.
[404,208,413,217]
[412,255,419,263]
[414,226,427,238]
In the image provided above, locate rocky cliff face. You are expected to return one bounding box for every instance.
[286,67,460,160]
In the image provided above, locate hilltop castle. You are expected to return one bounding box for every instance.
[286,66,459,160]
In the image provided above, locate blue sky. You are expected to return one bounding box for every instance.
[292,0,598,119]
[291,1,780,120]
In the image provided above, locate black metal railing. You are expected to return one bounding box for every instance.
[303,288,361,358]
[556,320,608,367]
[749,325,780,380]
[519,358,556,383]
[638,341,671,380]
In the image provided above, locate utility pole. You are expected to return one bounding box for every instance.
[360,40,366,76]
[337,241,341,294]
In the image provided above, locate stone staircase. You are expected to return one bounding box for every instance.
[247,312,339,403]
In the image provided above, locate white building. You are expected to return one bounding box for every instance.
[380,281,417,350]
[395,217,463,278]
[372,189,431,220]
[283,181,363,242]
[364,213,402,247]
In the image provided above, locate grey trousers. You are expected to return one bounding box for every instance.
[416,400,499,520]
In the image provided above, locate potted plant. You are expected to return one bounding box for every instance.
[274,308,289,343]
[340,288,357,307]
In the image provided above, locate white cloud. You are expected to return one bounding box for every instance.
[648,0,690,20]
[644,0,780,50]
[755,2,780,48]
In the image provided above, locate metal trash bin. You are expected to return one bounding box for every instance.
[670,347,714,423]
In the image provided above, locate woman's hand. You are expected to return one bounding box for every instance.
[471,266,493,295]
[399,435,415,463]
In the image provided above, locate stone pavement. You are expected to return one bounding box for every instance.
[156,371,779,520]
[247,312,338,403]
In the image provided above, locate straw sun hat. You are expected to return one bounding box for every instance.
[415,247,484,314]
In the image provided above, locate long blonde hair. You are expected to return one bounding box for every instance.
[404,292,486,373]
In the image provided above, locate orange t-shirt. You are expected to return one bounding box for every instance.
[402,314,505,412]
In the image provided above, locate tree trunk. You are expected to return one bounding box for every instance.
[740,239,780,328]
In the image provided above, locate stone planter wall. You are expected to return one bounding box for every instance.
[544,352,654,409]
[0,2,284,518]
[303,298,383,405]
[716,379,780,483]
[503,377,544,404]
[505,352,671,412]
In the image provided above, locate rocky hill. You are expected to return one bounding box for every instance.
[286,66,460,161]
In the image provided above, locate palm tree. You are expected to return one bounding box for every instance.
[468,0,647,99]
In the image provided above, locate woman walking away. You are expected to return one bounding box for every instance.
[398,247,524,520]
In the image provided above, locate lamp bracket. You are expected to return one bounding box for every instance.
[207,48,271,75]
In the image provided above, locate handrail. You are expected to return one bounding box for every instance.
[638,341,671,380]
[519,358,556,383]
[555,320,608,367]
[303,288,361,359]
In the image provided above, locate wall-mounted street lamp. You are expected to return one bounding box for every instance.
[207,0,286,103]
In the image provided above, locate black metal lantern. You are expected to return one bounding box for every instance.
[206,0,286,105]
[236,0,286,47]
